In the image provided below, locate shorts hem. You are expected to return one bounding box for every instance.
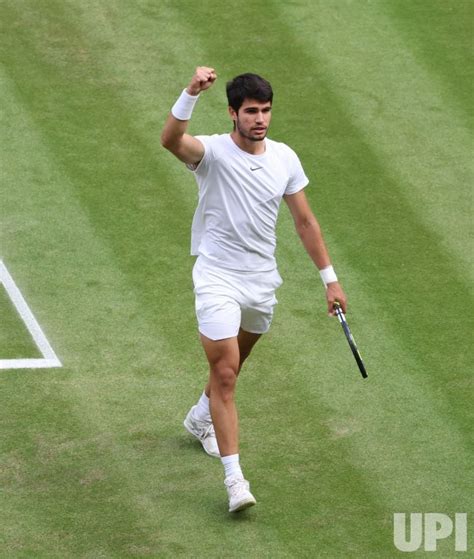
[239,324,271,335]
[198,323,239,341]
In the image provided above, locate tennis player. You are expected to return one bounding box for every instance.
[161,67,347,512]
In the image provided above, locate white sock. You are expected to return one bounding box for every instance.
[193,391,211,422]
[221,454,243,480]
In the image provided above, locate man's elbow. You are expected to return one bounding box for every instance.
[296,216,319,237]
[160,131,174,150]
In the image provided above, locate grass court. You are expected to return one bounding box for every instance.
[0,1,472,557]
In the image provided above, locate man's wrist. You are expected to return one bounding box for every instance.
[319,265,338,287]
[186,86,200,96]
[171,89,200,120]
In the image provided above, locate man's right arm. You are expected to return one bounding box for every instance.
[160,66,217,165]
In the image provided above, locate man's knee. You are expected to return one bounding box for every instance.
[210,362,238,395]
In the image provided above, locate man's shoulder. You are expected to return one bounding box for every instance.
[195,133,229,146]
[194,133,231,157]
[266,137,299,160]
[189,134,231,173]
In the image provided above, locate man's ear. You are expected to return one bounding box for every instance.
[228,106,237,123]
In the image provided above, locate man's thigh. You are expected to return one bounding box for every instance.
[200,334,240,370]
[237,328,261,363]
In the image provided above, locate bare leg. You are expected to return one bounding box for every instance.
[200,330,262,457]
[200,334,240,457]
[237,328,262,370]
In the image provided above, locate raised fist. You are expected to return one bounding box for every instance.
[186,66,217,96]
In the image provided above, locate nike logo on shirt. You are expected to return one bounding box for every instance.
[250,166,263,171]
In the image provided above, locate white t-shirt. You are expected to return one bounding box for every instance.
[189,133,309,271]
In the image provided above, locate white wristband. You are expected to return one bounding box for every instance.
[171,89,200,121]
[319,265,338,287]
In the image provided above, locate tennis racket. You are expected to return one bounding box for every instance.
[333,302,368,379]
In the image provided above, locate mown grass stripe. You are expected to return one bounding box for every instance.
[386,0,474,121]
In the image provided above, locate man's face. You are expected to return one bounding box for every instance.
[229,99,272,142]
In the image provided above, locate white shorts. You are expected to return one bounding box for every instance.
[192,256,283,341]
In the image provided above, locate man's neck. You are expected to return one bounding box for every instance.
[230,131,266,155]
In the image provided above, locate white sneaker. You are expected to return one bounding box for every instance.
[183,405,220,458]
[225,476,256,513]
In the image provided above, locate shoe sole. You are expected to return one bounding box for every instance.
[183,417,220,458]
[229,497,257,513]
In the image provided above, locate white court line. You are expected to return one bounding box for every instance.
[0,260,62,369]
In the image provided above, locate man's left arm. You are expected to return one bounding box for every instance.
[284,189,347,315]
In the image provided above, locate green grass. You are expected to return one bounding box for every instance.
[0,286,42,359]
[0,0,472,557]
